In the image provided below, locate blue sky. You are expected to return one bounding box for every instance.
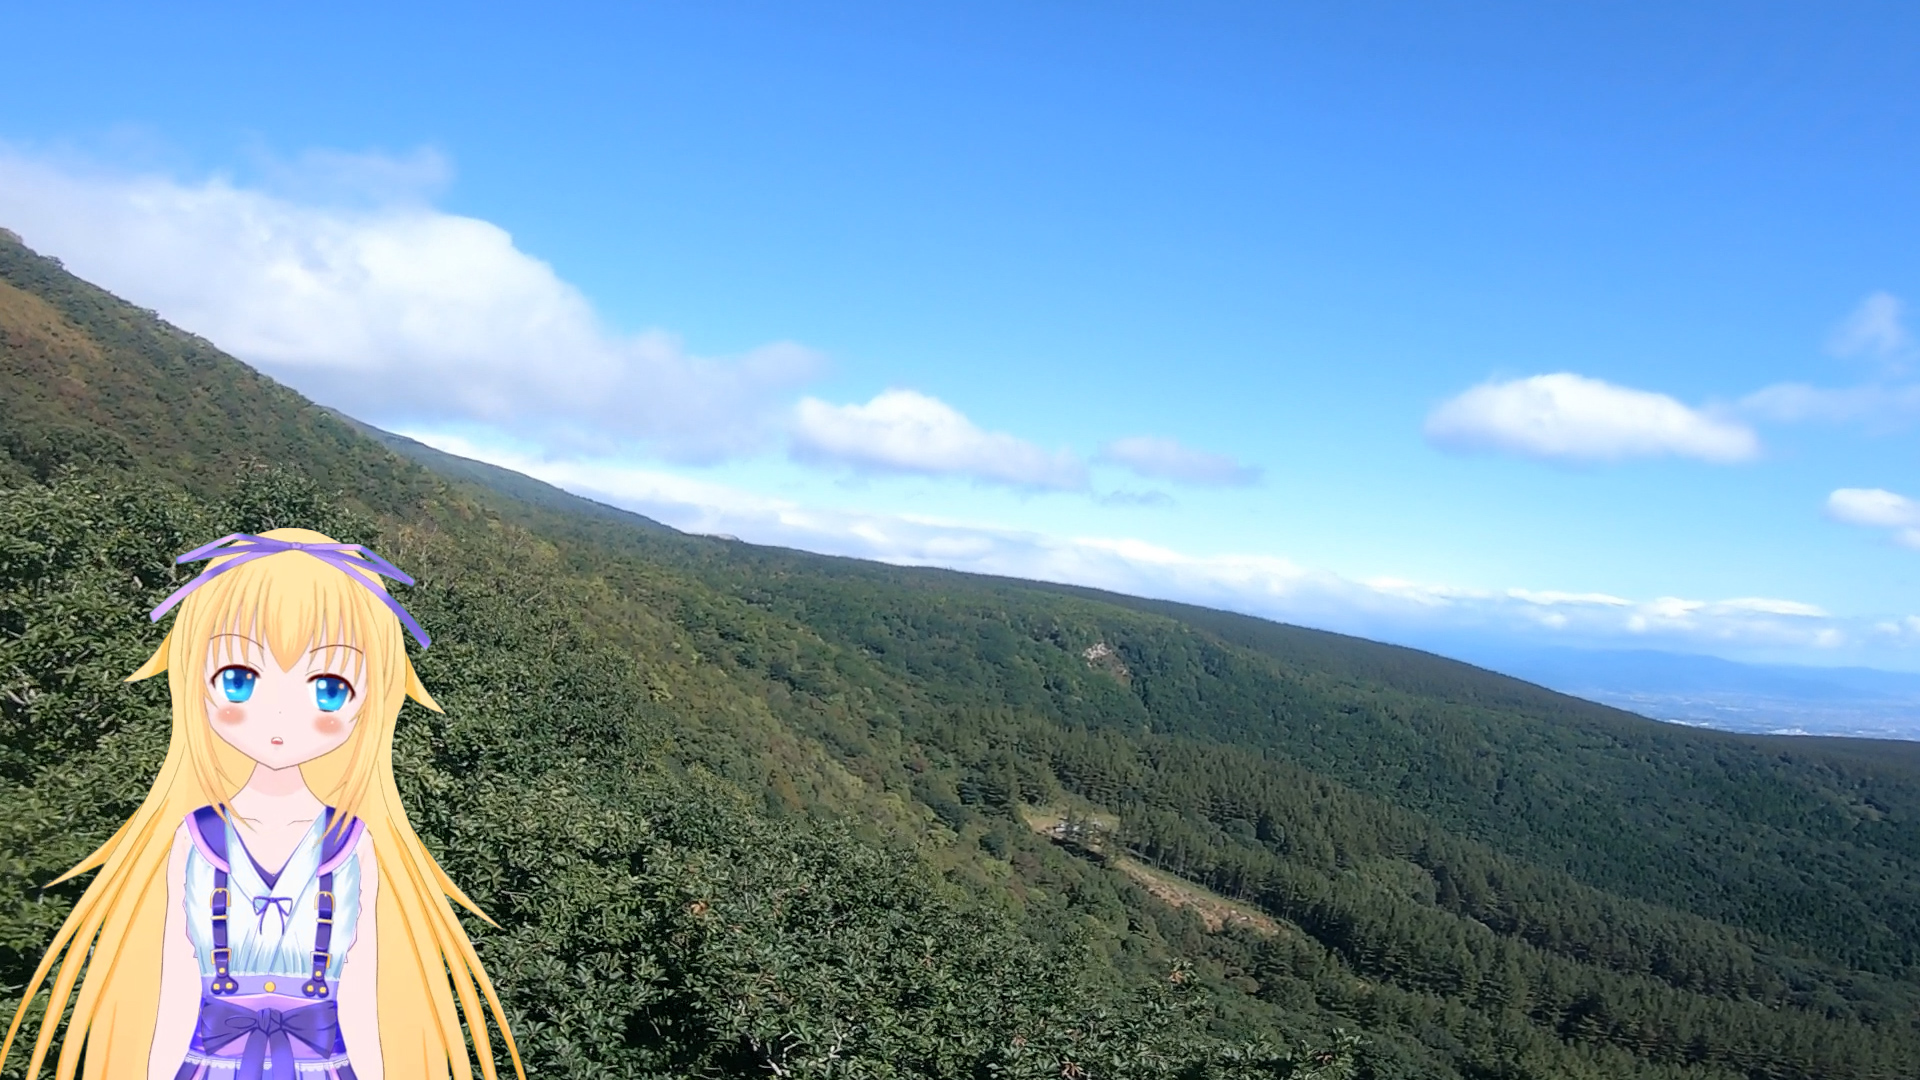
[4,1,1918,668]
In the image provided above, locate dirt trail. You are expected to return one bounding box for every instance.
[1110,857,1282,936]
[1018,805,1282,937]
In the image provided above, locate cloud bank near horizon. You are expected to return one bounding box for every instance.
[404,431,1918,666]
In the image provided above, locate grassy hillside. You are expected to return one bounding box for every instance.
[6,229,1920,1079]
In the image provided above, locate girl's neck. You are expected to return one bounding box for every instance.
[231,763,322,823]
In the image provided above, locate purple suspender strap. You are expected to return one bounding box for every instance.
[304,808,363,999]
[191,806,239,995]
[302,871,335,999]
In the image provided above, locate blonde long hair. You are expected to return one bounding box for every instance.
[2,529,524,1080]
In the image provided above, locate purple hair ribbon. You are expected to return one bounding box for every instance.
[149,533,431,649]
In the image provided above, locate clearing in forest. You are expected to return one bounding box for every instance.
[1018,804,1283,937]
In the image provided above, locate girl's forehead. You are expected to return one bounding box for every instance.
[205,630,266,655]
[203,631,365,667]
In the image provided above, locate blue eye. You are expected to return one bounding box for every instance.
[311,675,354,713]
[216,667,257,703]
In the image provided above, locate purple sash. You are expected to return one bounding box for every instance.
[191,998,339,1080]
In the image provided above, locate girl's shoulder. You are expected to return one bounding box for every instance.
[317,807,366,876]
[182,805,231,871]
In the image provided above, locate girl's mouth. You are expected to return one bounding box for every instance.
[270,737,284,746]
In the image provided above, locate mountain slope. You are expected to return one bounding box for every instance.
[430,498,1920,978]
[7,230,1920,1079]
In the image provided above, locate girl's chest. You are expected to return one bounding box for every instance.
[183,822,362,974]
[235,819,318,873]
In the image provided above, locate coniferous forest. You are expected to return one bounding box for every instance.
[6,229,1920,1078]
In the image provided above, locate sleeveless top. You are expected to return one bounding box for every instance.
[176,807,366,1080]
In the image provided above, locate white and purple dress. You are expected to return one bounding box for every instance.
[175,806,365,1080]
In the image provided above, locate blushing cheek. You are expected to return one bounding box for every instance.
[215,705,246,726]
[313,714,345,737]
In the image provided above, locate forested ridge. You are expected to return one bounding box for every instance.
[4,230,1919,1078]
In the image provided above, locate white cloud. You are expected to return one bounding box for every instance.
[1098,435,1261,486]
[1507,589,1632,607]
[1828,291,1911,363]
[1829,488,1920,548]
[1424,373,1760,464]
[1828,488,1920,529]
[1716,597,1829,617]
[790,389,1087,490]
[403,430,1892,661]
[0,146,821,461]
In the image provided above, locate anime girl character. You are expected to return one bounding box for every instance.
[2,530,524,1080]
